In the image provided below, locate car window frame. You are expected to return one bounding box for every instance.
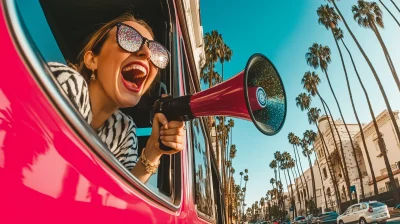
[179,39,216,222]
[5,0,182,211]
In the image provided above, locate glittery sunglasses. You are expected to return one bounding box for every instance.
[94,22,170,69]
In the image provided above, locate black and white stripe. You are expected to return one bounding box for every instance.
[48,62,138,169]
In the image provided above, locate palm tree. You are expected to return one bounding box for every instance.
[379,0,400,26]
[308,107,342,212]
[219,42,233,82]
[305,130,329,210]
[217,39,232,175]
[297,83,350,203]
[288,132,309,205]
[202,31,222,171]
[353,0,400,91]
[242,169,249,218]
[274,151,285,208]
[301,133,316,205]
[338,29,380,197]
[282,152,297,217]
[305,44,363,199]
[289,159,301,216]
[326,0,400,163]
[353,1,400,203]
[316,5,366,198]
[302,65,353,201]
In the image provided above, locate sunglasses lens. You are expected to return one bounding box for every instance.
[117,25,142,52]
[149,42,170,69]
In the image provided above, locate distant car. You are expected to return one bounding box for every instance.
[272,219,281,224]
[316,211,338,224]
[337,201,390,224]
[293,216,306,224]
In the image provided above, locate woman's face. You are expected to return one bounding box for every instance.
[94,21,158,108]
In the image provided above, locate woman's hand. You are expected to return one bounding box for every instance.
[146,113,186,156]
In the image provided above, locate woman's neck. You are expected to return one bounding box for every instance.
[88,82,118,130]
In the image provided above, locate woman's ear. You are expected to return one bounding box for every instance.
[83,51,98,71]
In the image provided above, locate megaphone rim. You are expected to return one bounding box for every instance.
[243,53,287,136]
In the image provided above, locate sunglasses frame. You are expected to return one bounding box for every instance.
[115,22,171,69]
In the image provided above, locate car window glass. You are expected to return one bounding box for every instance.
[14,0,177,203]
[369,202,385,208]
[362,203,367,209]
[352,205,360,212]
[191,119,215,219]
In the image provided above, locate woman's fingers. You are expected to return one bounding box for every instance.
[160,141,184,152]
[162,120,184,129]
[160,127,185,136]
[160,135,184,144]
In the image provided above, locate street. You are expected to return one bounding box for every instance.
[387,216,400,223]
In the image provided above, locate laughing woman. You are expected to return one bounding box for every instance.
[49,13,185,183]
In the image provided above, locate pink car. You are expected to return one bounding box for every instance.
[0,0,227,223]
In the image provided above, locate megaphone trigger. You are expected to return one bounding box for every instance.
[152,95,193,151]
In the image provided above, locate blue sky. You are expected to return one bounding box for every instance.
[200,0,400,209]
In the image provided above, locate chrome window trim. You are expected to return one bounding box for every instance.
[3,0,180,211]
[191,119,216,220]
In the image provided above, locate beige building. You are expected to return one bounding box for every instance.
[292,164,324,215]
[353,110,400,196]
[289,109,400,214]
[313,114,370,211]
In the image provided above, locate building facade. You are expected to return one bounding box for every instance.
[287,109,400,215]
[353,110,400,197]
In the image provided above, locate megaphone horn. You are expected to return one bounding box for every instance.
[153,53,287,150]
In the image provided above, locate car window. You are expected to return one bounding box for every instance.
[362,203,367,209]
[191,118,215,220]
[14,0,179,205]
[369,202,385,208]
[345,206,353,214]
[352,205,360,212]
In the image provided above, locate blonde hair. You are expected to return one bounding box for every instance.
[70,13,154,82]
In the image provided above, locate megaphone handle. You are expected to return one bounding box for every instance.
[158,116,183,151]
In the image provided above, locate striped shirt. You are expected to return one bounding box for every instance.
[49,62,138,169]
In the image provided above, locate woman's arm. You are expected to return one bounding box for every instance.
[131,113,185,183]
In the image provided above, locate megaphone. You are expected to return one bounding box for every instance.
[153,53,287,150]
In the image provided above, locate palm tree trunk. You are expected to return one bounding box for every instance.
[390,0,400,13]
[369,20,400,203]
[317,126,342,213]
[370,20,400,91]
[242,181,248,219]
[295,145,310,200]
[318,93,352,202]
[380,0,400,27]
[306,154,317,210]
[291,167,301,215]
[293,145,307,210]
[278,165,284,210]
[331,34,365,199]
[284,168,290,199]
[314,151,328,210]
[330,2,400,172]
[341,39,380,198]
[287,168,297,217]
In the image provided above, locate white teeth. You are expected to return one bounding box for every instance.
[122,64,147,74]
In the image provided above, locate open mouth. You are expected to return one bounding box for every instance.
[121,63,148,92]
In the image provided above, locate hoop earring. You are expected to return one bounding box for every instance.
[90,70,96,81]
